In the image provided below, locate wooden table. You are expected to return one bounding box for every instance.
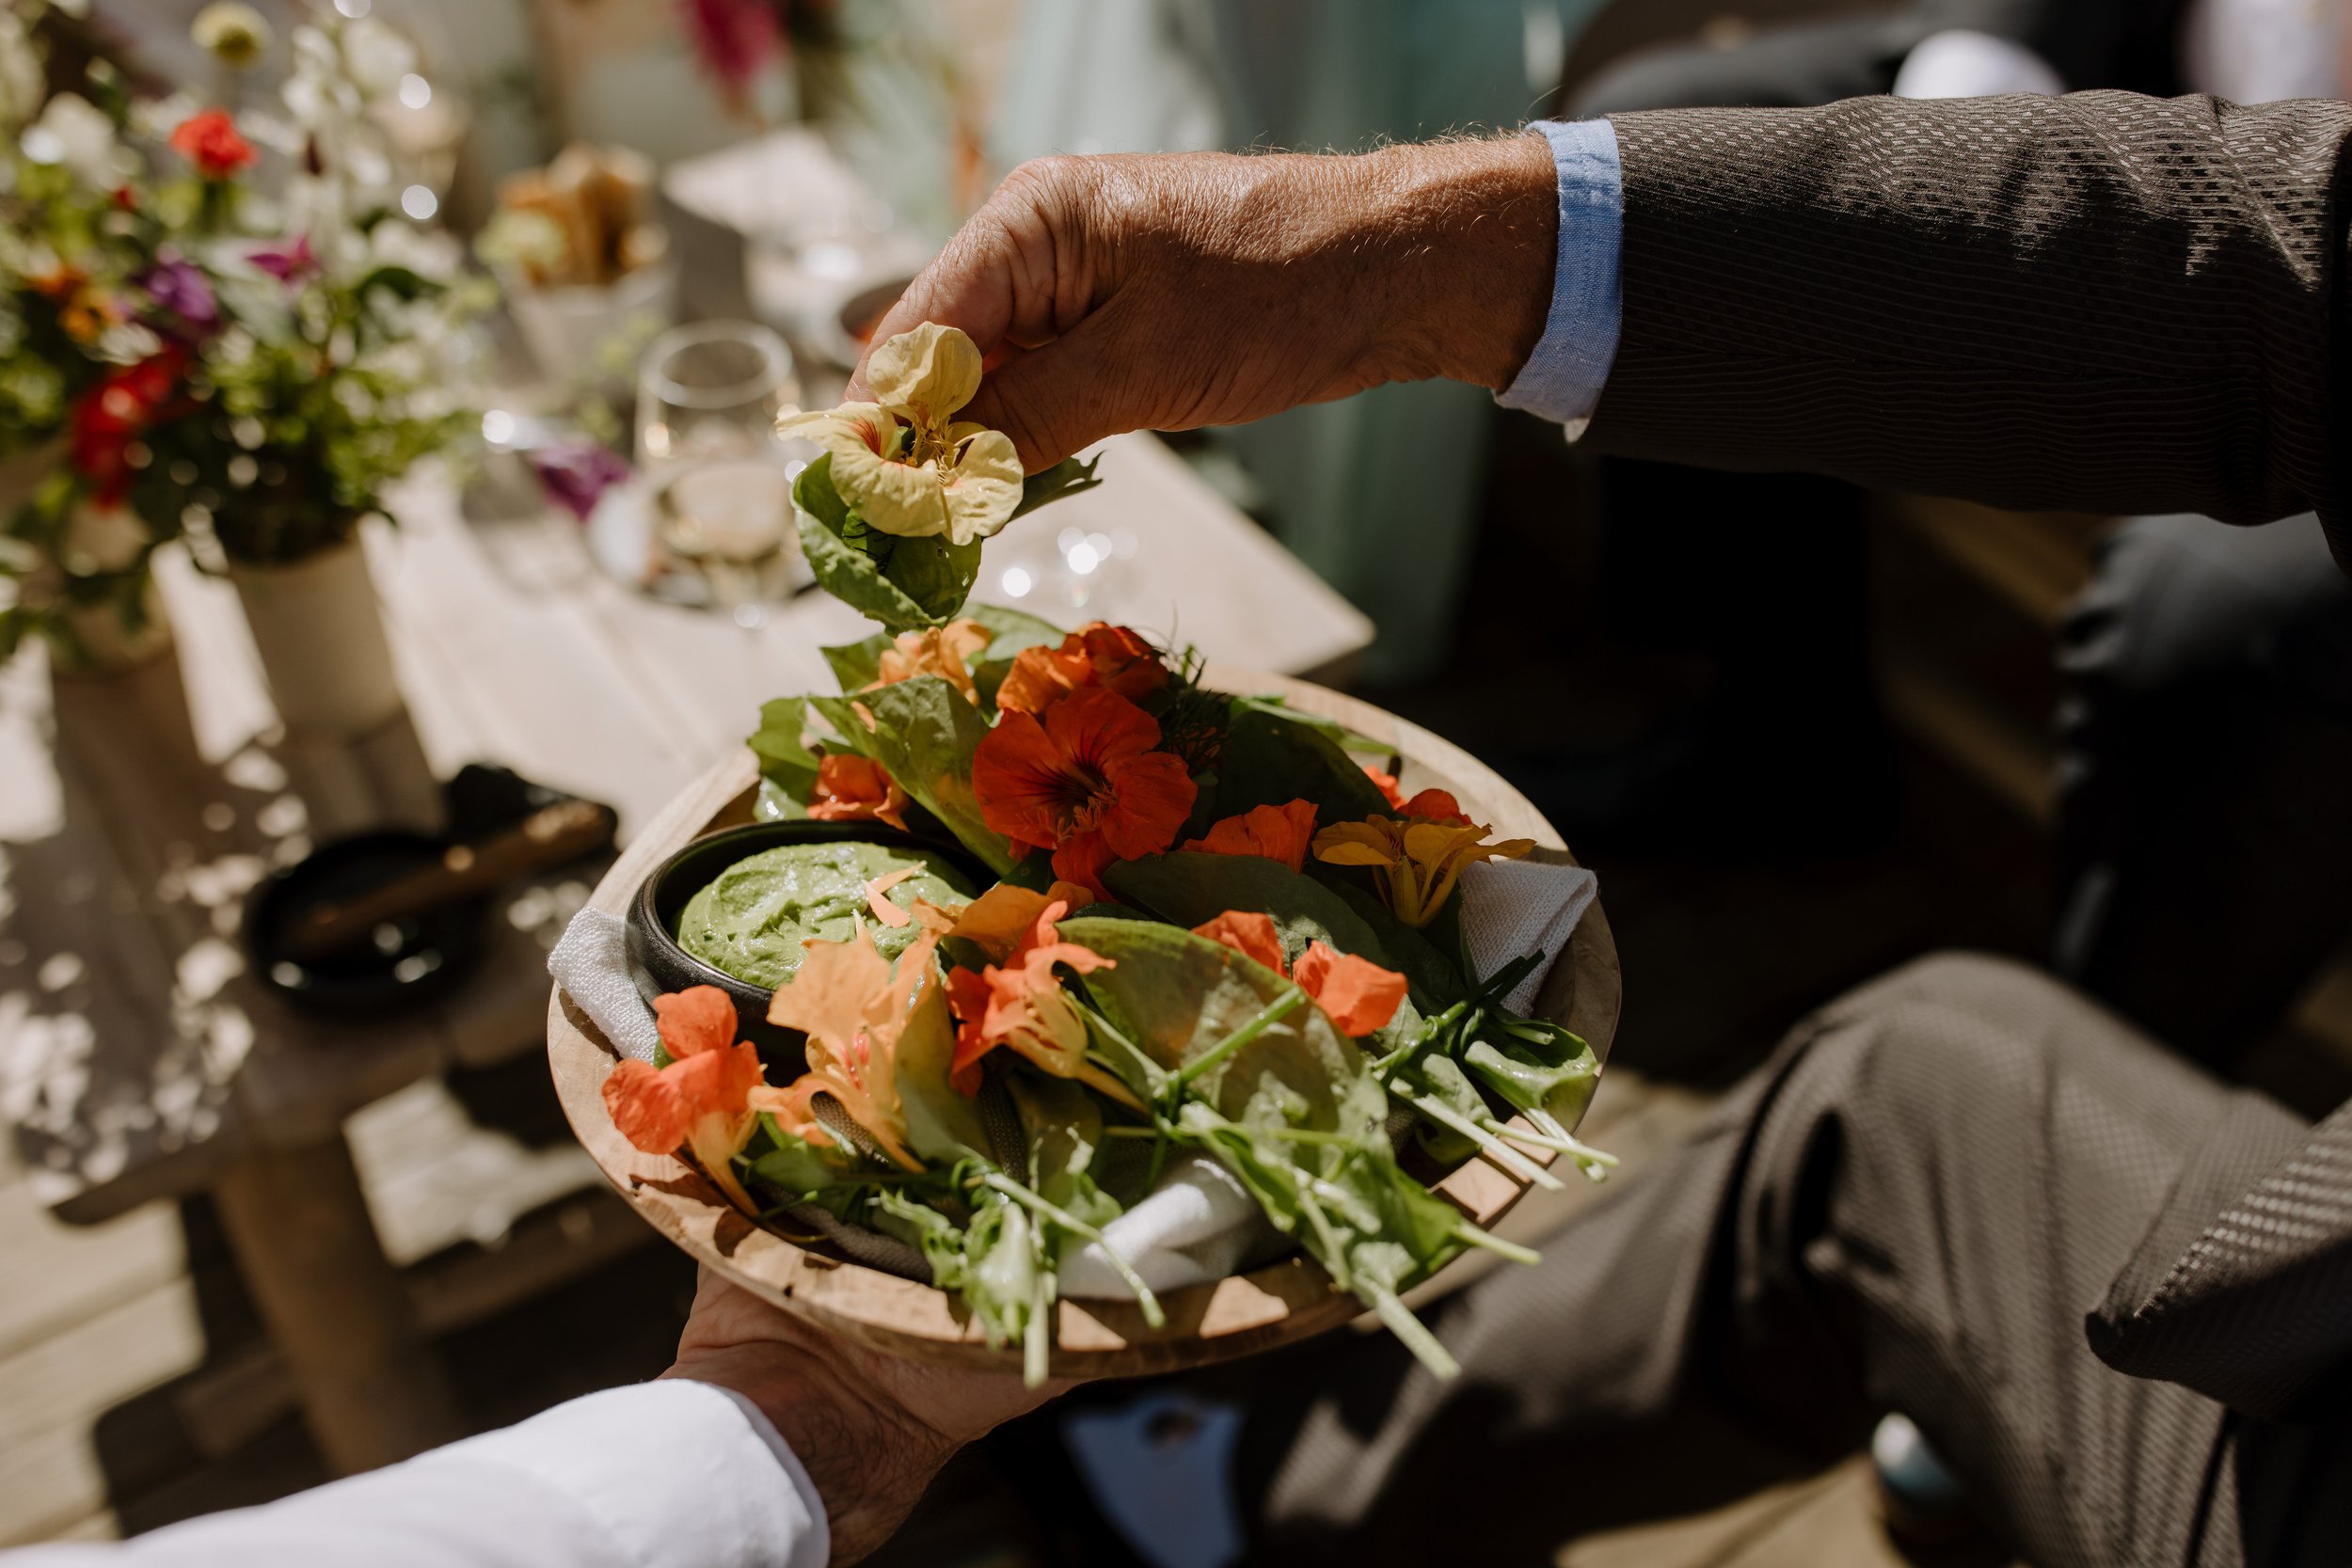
[0,432,1372,1474]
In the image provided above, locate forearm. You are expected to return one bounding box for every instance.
[1584,91,2352,557]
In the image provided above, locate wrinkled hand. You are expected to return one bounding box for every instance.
[850,135,1559,472]
[664,1268,1064,1565]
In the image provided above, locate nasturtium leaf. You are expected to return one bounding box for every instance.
[1226,693,1391,758]
[1010,453,1103,520]
[1058,917,1387,1137]
[747,694,821,804]
[1311,875,1469,1005]
[883,532,985,624]
[1105,851,1391,974]
[1215,706,1396,825]
[809,675,1014,874]
[1465,1028,1599,1129]
[746,1121,859,1200]
[895,977,993,1162]
[820,631,894,692]
[793,456,939,633]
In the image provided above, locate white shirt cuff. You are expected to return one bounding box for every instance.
[422,1381,830,1568]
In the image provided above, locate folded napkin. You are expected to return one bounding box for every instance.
[548,908,661,1062]
[546,855,1597,1294]
[1060,1154,1263,1298]
[1458,857,1598,1014]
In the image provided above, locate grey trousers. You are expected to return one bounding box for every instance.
[1248,956,2348,1567]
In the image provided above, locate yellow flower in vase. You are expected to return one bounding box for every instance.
[780,323,1024,546]
[1312,815,1536,927]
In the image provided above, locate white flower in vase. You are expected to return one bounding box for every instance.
[0,10,44,131]
[338,17,417,101]
[26,92,119,185]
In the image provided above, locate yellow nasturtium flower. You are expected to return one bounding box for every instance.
[780,322,1025,546]
[1312,816,1536,927]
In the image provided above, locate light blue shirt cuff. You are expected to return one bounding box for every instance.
[1495,118,1623,433]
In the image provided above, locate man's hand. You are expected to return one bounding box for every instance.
[850,135,1559,472]
[663,1269,1063,1565]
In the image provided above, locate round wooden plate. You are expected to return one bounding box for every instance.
[548,670,1620,1378]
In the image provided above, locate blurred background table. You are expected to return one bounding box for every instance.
[0,430,1371,1488]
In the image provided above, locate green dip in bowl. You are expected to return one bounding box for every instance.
[674,840,974,989]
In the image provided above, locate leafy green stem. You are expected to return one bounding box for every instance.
[1168,986,1310,1094]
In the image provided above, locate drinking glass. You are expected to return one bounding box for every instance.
[635,321,806,626]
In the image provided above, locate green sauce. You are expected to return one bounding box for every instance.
[675,840,973,989]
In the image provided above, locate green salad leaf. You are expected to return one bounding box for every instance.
[1215,705,1396,825]
[1012,453,1104,519]
[808,675,1015,875]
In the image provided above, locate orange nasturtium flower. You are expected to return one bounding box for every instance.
[1181,799,1318,872]
[806,752,910,832]
[937,881,1099,957]
[1363,764,1406,810]
[995,622,1168,716]
[944,898,1141,1108]
[971,685,1197,898]
[761,927,942,1171]
[870,617,990,705]
[1312,816,1536,927]
[1190,910,1407,1037]
[602,986,765,1212]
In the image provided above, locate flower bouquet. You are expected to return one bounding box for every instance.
[556,325,1613,1383]
[0,0,482,668]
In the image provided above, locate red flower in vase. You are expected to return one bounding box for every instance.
[170,109,257,179]
[71,345,191,505]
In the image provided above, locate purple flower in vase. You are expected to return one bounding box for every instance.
[248,233,318,285]
[528,439,631,522]
[139,255,218,331]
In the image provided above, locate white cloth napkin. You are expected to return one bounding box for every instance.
[1060,1154,1263,1298]
[1458,857,1598,1014]
[548,908,661,1063]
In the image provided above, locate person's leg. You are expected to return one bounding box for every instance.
[1249,955,2312,1567]
[2055,513,2352,1061]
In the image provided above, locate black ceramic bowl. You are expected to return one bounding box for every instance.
[626,819,990,1066]
[246,830,488,1013]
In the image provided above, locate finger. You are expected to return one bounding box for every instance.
[850,162,1093,399]
[957,316,1145,472]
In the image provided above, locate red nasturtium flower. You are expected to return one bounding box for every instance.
[944,896,1140,1106]
[169,109,257,178]
[1189,910,1408,1037]
[601,986,764,1212]
[1191,910,1286,973]
[1398,787,1471,826]
[71,344,190,504]
[1181,799,1318,872]
[805,752,909,832]
[1361,764,1470,826]
[996,622,1168,716]
[972,685,1197,898]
